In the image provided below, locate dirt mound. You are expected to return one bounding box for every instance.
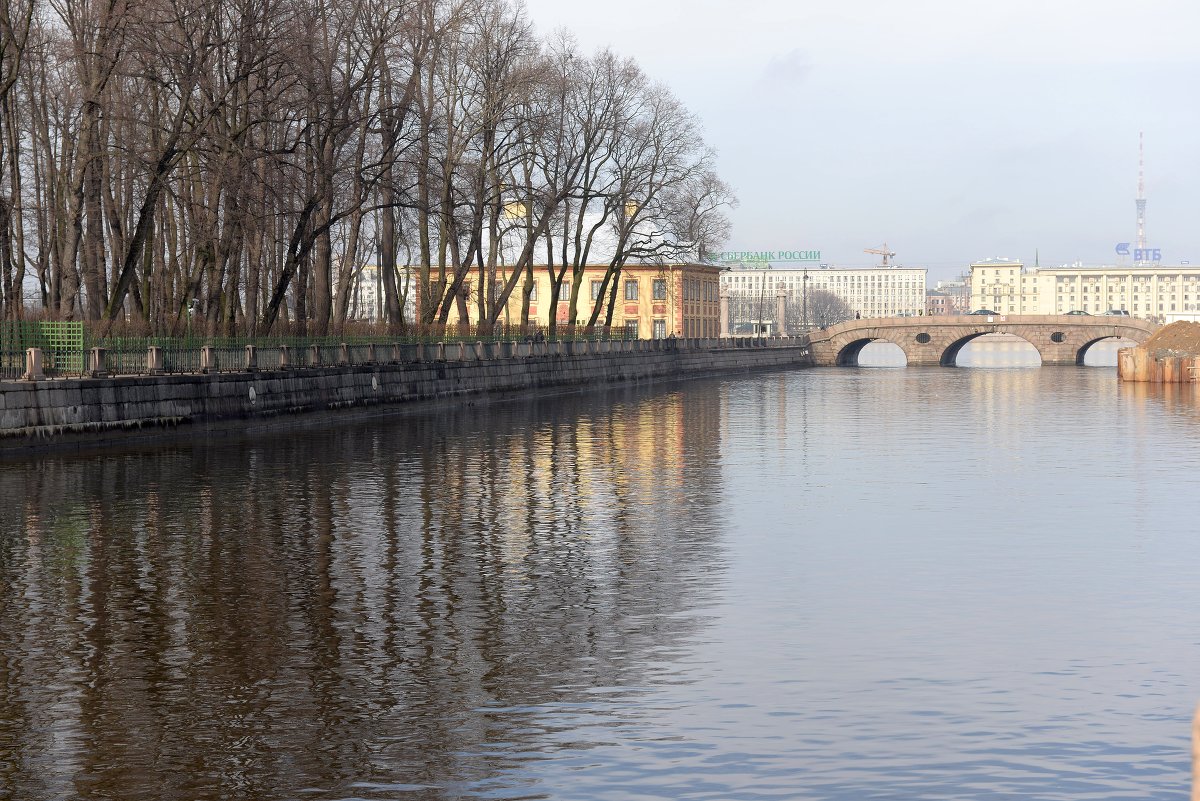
[1142,321,1200,356]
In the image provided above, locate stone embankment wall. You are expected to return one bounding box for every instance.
[0,338,810,450]
[1116,346,1200,383]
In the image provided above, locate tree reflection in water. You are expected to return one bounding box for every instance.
[0,382,728,801]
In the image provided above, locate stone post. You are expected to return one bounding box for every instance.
[339,343,351,365]
[776,288,787,336]
[147,345,164,375]
[245,345,257,372]
[719,287,731,338]
[309,344,321,366]
[279,345,291,368]
[23,348,44,381]
[90,347,110,377]
[88,347,108,378]
[200,346,217,373]
[367,344,377,364]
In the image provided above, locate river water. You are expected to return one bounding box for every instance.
[2,344,1199,800]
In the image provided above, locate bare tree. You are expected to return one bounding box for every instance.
[0,0,37,318]
[802,288,853,329]
[4,0,732,337]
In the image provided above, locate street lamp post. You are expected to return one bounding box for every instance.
[756,264,770,335]
[802,266,809,331]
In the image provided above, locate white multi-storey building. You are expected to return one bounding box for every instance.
[969,258,1200,322]
[336,264,416,323]
[720,264,927,330]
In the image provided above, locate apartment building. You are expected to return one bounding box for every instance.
[720,264,927,329]
[970,258,1200,321]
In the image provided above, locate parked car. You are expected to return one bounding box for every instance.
[1064,310,1090,315]
[969,309,999,315]
[1102,309,1130,316]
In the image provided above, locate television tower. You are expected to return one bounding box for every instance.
[1135,131,1147,257]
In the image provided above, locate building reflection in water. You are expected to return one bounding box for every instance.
[0,382,727,801]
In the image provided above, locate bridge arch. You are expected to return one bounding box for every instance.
[939,332,1042,367]
[1074,334,1142,366]
[835,337,907,366]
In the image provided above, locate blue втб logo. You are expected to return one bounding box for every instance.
[1115,243,1130,256]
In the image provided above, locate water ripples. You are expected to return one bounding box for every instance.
[1,366,1198,799]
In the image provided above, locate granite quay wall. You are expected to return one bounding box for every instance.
[0,337,810,449]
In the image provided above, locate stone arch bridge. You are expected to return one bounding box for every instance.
[804,314,1157,367]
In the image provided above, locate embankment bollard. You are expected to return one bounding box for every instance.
[279,345,291,368]
[23,348,44,381]
[245,345,257,372]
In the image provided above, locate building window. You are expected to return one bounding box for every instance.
[652,319,666,339]
[653,278,667,300]
[625,280,639,301]
[529,282,537,301]
[591,280,604,301]
[625,319,638,338]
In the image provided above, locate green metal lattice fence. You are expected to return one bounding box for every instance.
[0,321,85,379]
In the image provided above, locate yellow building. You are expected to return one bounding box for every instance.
[425,262,723,339]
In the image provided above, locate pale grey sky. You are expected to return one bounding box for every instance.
[523,0,1200,281]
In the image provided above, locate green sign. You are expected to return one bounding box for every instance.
[709,250,821,263]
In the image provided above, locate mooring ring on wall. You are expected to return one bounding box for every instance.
[249,386,257,404]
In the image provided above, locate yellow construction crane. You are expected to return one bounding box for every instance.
[864,244,896,267]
